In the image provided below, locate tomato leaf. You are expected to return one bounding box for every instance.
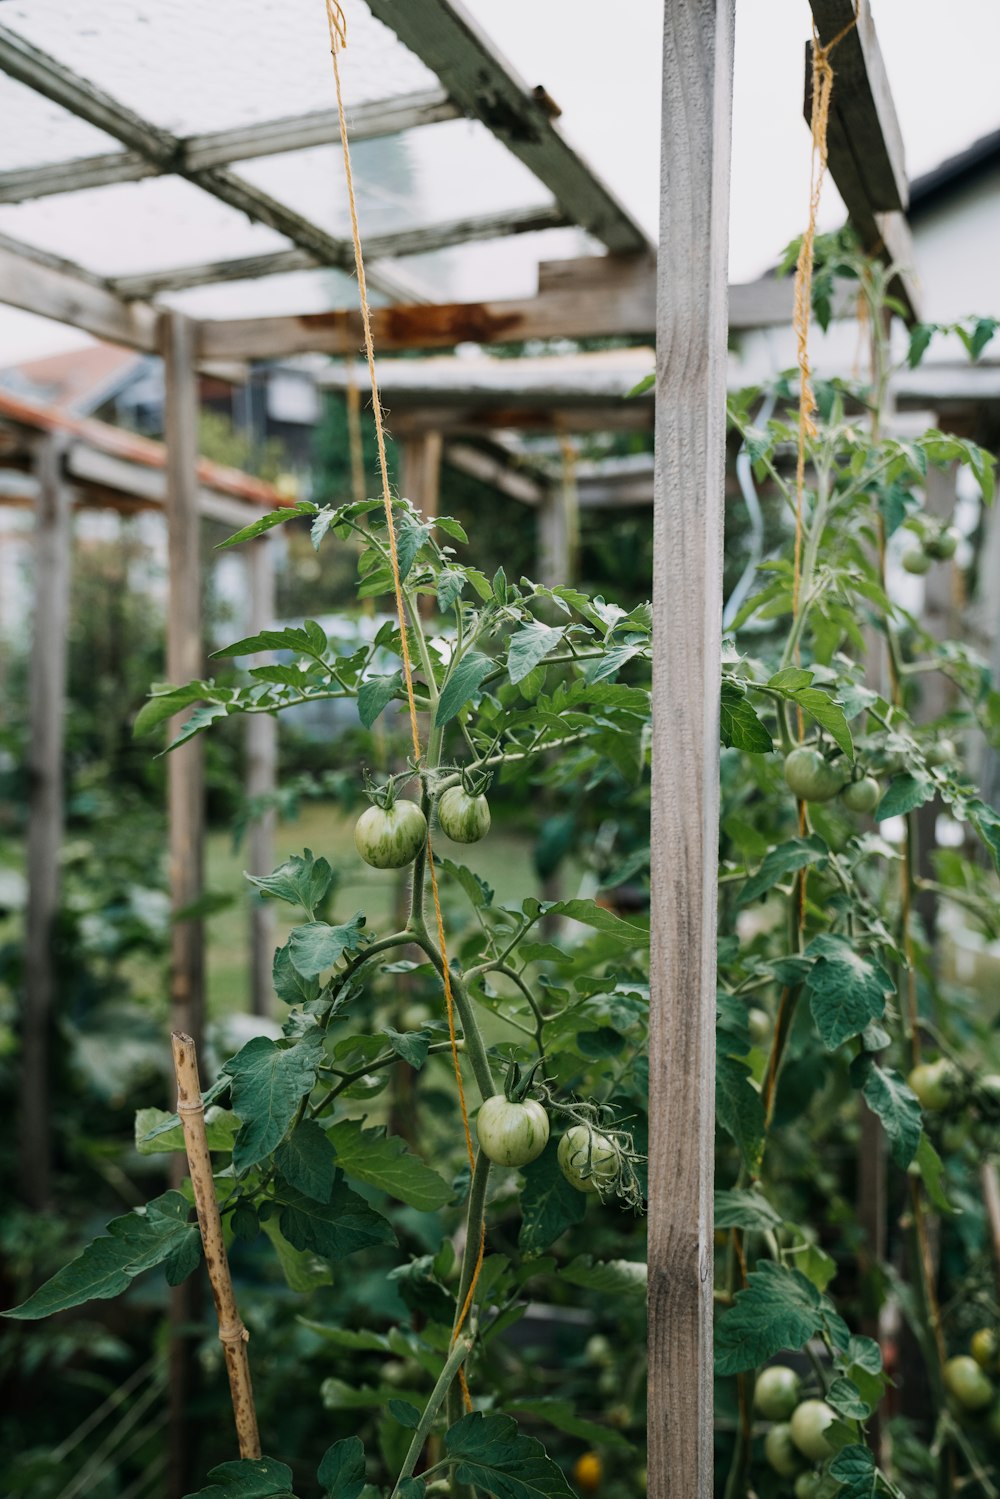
[508,1399,633,1452]
[714,1187,783,1232]
[317,1437,366,1499]
[520,897,646,950]
[388,1399,421,1430]
[828,1445,876,1499]
[325,1119,453,1212]
[134,1105,238,1156]
[785,687,854,760]
[357,672,402,729]
[435,652,493,725]
[216,501,318,551]
[914,1132,957,1214]
[275,1121,336,1203]
[851,1056,922,1168]
[507,622,563,685]
[518,1145,587,1254]
[445,1411,576,1499]
[288,914,369,979]
[715,1261,825,1374]
[276,1176,396,1260]
[720,680,773,753]
[245,849,334,915]
[875,773,934,821]
[804,935,894,1051]
[182,1457,299,1498]
[559,1257,647,1298]
[3,1191,200,1320]
[716,1053,764,1173]
[736,835,828,905]
[223,1033,325,1173]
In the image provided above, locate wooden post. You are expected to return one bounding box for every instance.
[162,309,203,1499]
[20,432,71,1209]
[648,4,734,1497]
[245,538,277,1016]
[537,481,570,590]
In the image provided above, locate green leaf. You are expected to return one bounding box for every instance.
[787,688,854,760]
[245,849,333,914]
[521,897,646,949]
[437,569,466,612]
[260,1219,331,1293]
[166,701,231,750]
[914,1132,957,1214]
[720,680,773,753]
[507,622,562,685]
[714,1187,783,1232]
[435,651,493,726]
[828,1445,876,1499]
[737,835,828,905]
[804,935,893,1051]
[435,515,469,543]
[396,518,432,581]
[325,1119,452,1211]
[826,1377,873,1421]
[319,1427,365,1499]
[388,1399,421,1430]
[716,1053,764,1173]
[216,502,318,551]
[559,1257,647,1298]
[272,943,320,1006]
[967,799,1000,873]
[288,914,368,979]
[907,323,934,368]
[445,1412,576,1499]
[767,668,814,691]
[4,1191,200,1320]
[358,673,402,729]
[134,1106,238,1156]
[508,1399,632,1453]
[134,681,218,737]
[715,1261,825,1374]
[625,372,655,398]
[182,1457,298,1498]
[875,774,934,821]
[211,624,326,660]
[275,1121,336,1202]
[853,1057,921,1168]
[381,1025,430,1070]
[223,1033,324,1173]
[518,1145,587,1254]
[277,1176,396,1260]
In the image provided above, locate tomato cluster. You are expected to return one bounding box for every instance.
[783,748,881,814]
[756,1365,836,1491]
[943,1331,1000,1439]
[353,784,492,869]
[901,521,960,575]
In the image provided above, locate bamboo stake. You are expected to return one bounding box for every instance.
[171,1030,261,1460]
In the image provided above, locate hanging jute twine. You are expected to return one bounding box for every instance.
[323,0,484,1411]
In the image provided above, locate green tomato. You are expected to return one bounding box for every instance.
[841,776,880,813]
[926,736,957,767]
[354,800,427,869]
[908,1058,961,1111]
[754,1365,801,1421]
[790,1400,835,1462]
[925,526,959,560]
[558,1124,618,1194]
[437,786,491,844]
[476,1095,549,1167]
[795,1475,824,1499]
[971,1328,999,1371]
[783,748,845,803]
[764,1422,803,1478]
[747,1007,771,1047]
[902,544,932,575]
[945,1355,994,1411]
[585,1334,614,1367]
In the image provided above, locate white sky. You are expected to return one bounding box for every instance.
[3,0,1000,364]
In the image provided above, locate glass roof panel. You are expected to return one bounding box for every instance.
[0,177,290,277]
[392,227,599,304]
[164,267,374,320]
[0,75,124,169]
[0,0,436,136]
[233,121,551,241]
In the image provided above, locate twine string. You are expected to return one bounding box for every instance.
[324,0,481,1408]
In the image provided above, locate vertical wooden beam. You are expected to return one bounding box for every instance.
[537,484,570,590]
[20,432,71,1209]
[246,538,277,1016]
[162,309,203,1499]
[648,4,734,1496]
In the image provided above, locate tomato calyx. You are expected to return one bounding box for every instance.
[503,1056,545,1104]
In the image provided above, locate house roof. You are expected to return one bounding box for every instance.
[909,126,1000,218]
[0,342,142,413]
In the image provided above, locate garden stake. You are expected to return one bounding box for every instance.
[171,1030,261,1460]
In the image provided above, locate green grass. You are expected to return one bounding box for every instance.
[205,801,540,1016]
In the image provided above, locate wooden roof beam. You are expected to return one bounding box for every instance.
[0,89,461,206]
[362,0,651,255]
[0,231,158,350]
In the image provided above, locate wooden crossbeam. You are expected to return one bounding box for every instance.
[0,231,158,350]
[111,204,568,301]
[0,23,426,305]
[363,0,651,255]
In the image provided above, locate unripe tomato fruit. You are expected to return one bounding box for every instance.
[908,1058,960,1111]
[764,1422,802,1478]
[925,527,959,560]
[783,748,845,803]
[747,1007,771,1047]
[971,1328,999,1371]
[902,544,932,575]
[572,1452,603,1492]
[795,1475,824,1499]
[944,1355,994,1411]
[585,1334,614,1367]
[354,800,427,869]
[437,786,491,844]
[790,1400,836,1462]
[754,1365,802,1421]
[558,1125,618,1194]
[926,736,957,766]
[841,776,880,813]
[476,1095,549,1167]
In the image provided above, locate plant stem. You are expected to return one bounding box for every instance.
[389,1334,474,1498]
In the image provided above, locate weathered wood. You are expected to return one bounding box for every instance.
[808,0,908,212]
[363,0,649,255]
[162,312,205,1049]
[401,432,443,523]
[0,90,462,205]
[648,3,734,1495]
[112,205,568,301]
[0,233,158,351]
[64,442,276,527]
[245,540,277,1018]
[20,432,71,1209]
[444,441,545,506]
